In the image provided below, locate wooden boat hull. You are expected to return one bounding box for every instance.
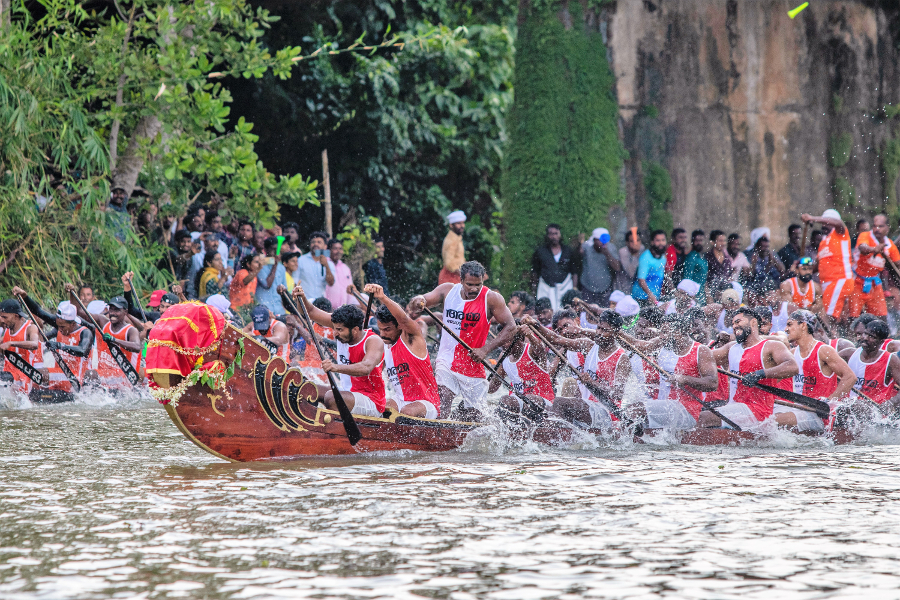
[160,325,872,462]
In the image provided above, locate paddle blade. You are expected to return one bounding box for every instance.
[328,374,362,445]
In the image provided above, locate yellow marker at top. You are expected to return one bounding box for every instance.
[788,2,809,18]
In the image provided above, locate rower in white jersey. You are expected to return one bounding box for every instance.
[408,261,516,420]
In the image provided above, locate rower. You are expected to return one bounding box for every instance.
[13,286,93,400]
[847,314,898,352]
[69,291,142,390]
[407,261,516,420]
[618,298,661,400]
[489,320,556,418]
[506,291,534,321]
[779,257,821,311]
[0,299,43,395]
[782,310,855,432]
[839,319,900,414]
[366,284,440,419]
[706,308,799,429]
[293,284,386,417]
[534,297,553,328]
[661,279,699,315]
[625,313,718,430]
[244,305,290,361]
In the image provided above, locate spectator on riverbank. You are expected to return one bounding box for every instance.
[325,238,355,308]
[364,236,390,295]
[580,227,619,307]
[617,229,644,292]
[440,210,466,285]
[296,232,334,301]
[532,224,578,311]
[632,230,667,306]
[682,230,708,305]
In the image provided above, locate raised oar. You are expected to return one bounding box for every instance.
[280,289,361,445]
[126,273,149,322]
[420,306,545,418]
[18,295,81,393]
[617,335,742,431]
[363,293,375,329]
[525,322,633,425]
[69,290,140,387]
[716,367,829,418]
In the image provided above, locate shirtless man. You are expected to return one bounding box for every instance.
[366,284,440,419]
[782,310,855,432]
[293,284,386,417]
[706,308,799,429]
[408,261,516,419]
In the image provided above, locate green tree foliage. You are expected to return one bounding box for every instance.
[231,1,515,296]
[0,0,319,301]
[500,0,625,293]
[644,161,674,233]
[829,133,853,169]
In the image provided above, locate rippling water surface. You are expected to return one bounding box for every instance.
[3,395,900,599]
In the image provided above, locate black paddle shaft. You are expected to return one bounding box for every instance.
[3,349,44,385]
[281,290,362,445]
[68,291,140,387]
[18,297,81,393]
[717,367,830,418]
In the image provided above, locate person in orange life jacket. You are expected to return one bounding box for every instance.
[779,258,822,313]
[407,260,517,420]
[707,307,798,429]
[365,283,440,419]
[838,319,900,426]
[13,286,94,388]
[781,310,855,432]
[0,298,44,392]
[852,213,900,318]
[802,209,854,327]
[488,320,558,419]
[293,283,387,417]
[242,305,289,358]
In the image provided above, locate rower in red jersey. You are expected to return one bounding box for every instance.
[365,284,440,420]
[489,321,555,416]
[293,284,386,417]
[408,261,516,420]
[848,314,900,353]
[708,308,799,429]
[0,298,43,395]
[782,310,855,432]
[839,319,900,414]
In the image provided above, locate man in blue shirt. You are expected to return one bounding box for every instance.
[632,230,668,305]
[257,237,287,315]
[296,231,335,300]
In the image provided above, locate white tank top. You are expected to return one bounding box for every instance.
[771,302,789,333]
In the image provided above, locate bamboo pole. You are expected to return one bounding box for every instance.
[322,149,332,238]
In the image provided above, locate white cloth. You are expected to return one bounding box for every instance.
[592,228,609,241]
[774,404,824,432]
[677,279,700,297]
[350,392,382,417]
[645,399,697,430]
[822,209,842,221]
[615,296,640,318]
[537,274,573,312]
[447,210,467,224]
[747,227,771,252]
[716,402,760,430]
[392,398,439,420]
[582,398,613,430]
[435,362,488,410]
[86,300,108,314]
[610,290,626,305]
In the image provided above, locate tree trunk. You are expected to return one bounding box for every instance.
[0,0,10,27]
[112,115,162,197]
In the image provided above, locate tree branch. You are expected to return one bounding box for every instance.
[109,2,137,176]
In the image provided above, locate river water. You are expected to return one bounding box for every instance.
[3,395,900,599]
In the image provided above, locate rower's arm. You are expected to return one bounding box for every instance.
[612,352,632,399]
[481,291,515,355]
[58,328,94,358]
[407,283,455,317]
[710,341,734,367]
[291,284,334,329]
[763,340,799,380]
[332,335,384,377]
[618,332,663,353]
[675,345,718,392]
[266,321,291,347]
[531,319,593,354]
[366,284,422,344]
[820,345,855,401]
[882,354,900,412]
[488,361,506,394]
[19,294,56,326]
[114,325,143,354]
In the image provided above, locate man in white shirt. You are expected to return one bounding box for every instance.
[296,231,335,300]
[325,238,357,308]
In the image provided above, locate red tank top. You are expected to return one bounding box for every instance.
[47,326,88,391]
[594,347,626,406]
[2,319,43,392]
[793,341,837,399]
[253,324,289,362]
[96,322,139,385]
[657,342,705,419]
[828,338,839,349]
[848,348,896,403]
[727,340,789,421]
[336,329,386,411]
[384,336,440,410]
[881,339,895,351]
[437,284,491,377]
[502,343,555,402]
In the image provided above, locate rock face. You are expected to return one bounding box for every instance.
[605,0,900,245]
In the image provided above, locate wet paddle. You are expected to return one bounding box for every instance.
[18,295,81,393]
[420,306,545,418]
[281,290,361,445]
[3,349,44,386]
[363,294,375,329]
[69,291,140,387]
[617,336,742,431]
[716,367,829,418]
[126,273,149,322]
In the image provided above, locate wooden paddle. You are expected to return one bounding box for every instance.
[68,291,141,387]
[525,322,634,425]
[617,335,743,431]
[126,273,149,322]
[18,295,81,393]
[717,367,829,418]
[420,306,545,418]
[280,289,361,445]
[363,293,375,328]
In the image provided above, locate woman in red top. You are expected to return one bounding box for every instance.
[230,254,260,325]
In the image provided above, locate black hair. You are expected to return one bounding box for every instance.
[459,260,486,280]
[238,220,254,230]
[735,307,759,323]
[650,229,667,241]
[662,312,690,329]
[331,304,365,331]
[856,218,869,228]
[263,236,278,250]
[309,231,329,244]
[535,297,553,313]
[598,310,624,329]
[810,229,823,240]
[640,306,664,328]
[852,313,876,330]
[561,289,581,308]
[174,230,192,244]
[867,319,890,341]
[551,309,577,329]
[510,290,533,310]
[374,304,397,327]
[788,224,801,235]
[312,297,333,312]
[672,227,686,237]
[78,284,92,294]
[625,229,638,242]
[282,221,299,232]
[755,306,773,324]
[238,253,258,272]
[546,223,561,233]
[691,229,705,241]
[327,238,342,249]
[727,233,741,242]
[194,250,219,295]
[754,234,770,249]
[709,229,725,242]
[686,308,706,323]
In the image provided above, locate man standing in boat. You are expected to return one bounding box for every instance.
[0,298,44,396]
[293,284,386,417]
[364,283,440,419]
[408,260,516,420]
[707,308,799,430]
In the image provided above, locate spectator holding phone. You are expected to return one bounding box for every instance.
[296,231,335,301]
[579,227,620,307]
[257,237,287,314]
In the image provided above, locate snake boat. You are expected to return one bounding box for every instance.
[147,303,870,462]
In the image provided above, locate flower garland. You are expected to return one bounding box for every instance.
[150,339,245,407]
